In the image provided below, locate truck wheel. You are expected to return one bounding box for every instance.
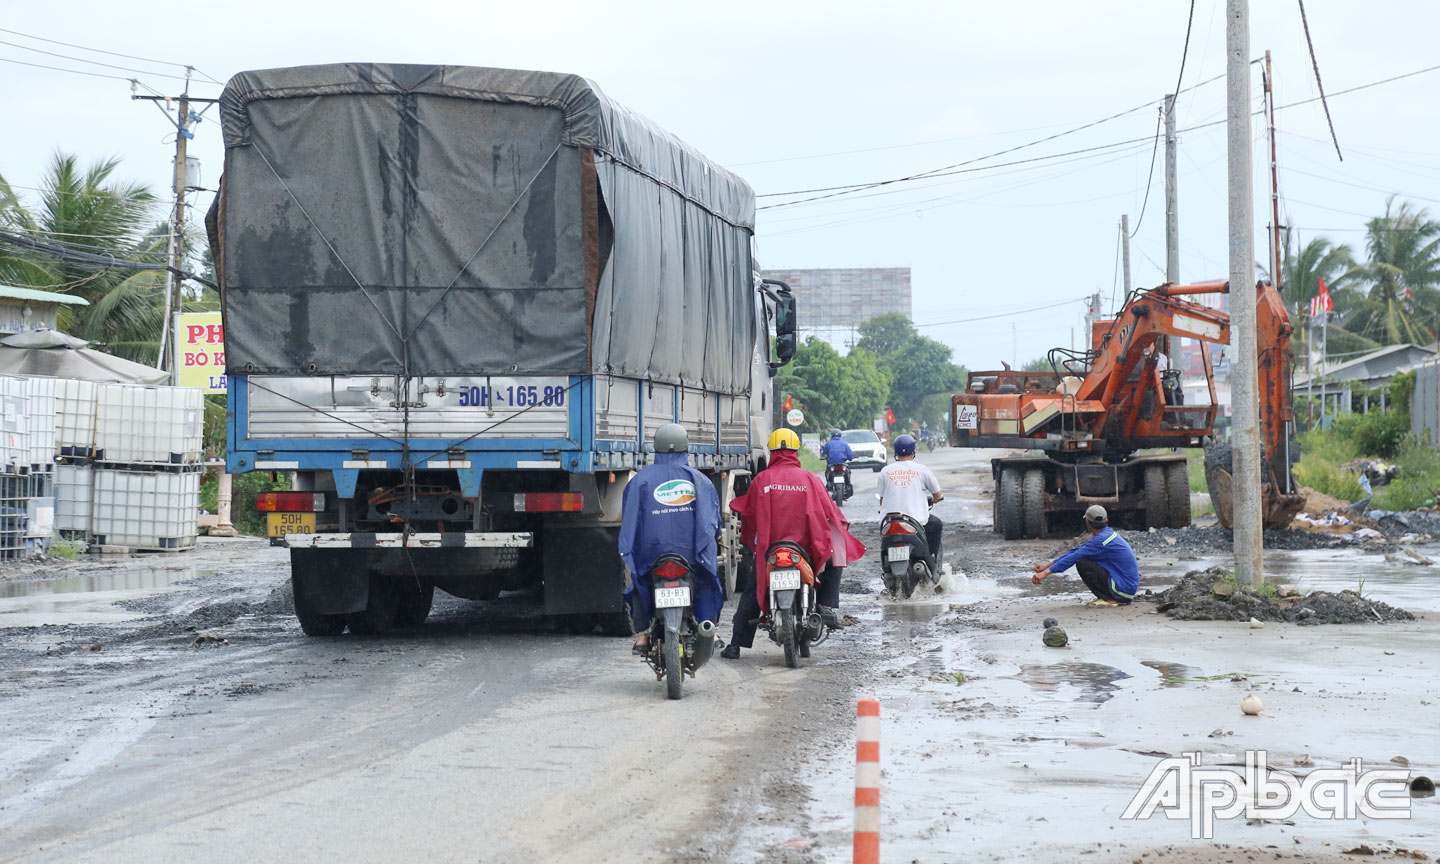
[1143,465,1168,529]
[1021,469,1046,538]
[296,611,347,637]
[997,468,1023,540]
[1164,462,1192,528]
[394,584,435,628]
[346,573,399,636]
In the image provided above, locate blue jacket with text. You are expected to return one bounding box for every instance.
[617,451,724,625]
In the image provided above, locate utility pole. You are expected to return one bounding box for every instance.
[1120,215,1132,300]
[133,74,216,372]
[1227,0,1263,586]
[1164,94,1181,371]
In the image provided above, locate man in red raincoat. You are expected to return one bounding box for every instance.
[720,428,866,659]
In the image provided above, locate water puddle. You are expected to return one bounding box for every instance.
[1139,659,1199,686]
[0,567,199,627]
[1008,661,1133,706]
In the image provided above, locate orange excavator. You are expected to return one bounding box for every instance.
[949,279,1304,538]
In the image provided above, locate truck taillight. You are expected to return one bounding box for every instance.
[256,492,326,512]
[514,492,584,513]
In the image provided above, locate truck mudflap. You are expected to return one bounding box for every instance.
[284,532,534,549]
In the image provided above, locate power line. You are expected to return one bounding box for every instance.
[758,135,1156,211]
[0,38,212,84]
[1127,108,1163,237]
[1171,0,1197,102]
[913,297,1086,329]
[0,26,222,83]
[0,229,213,287]
[1295,0,1342,161]
[756,68,1238,209]
[0,55,138,83]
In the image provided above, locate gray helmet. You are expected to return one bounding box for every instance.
[654,423,689,453]
[1084,504,1108,524]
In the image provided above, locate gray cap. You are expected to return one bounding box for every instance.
[654,423,689,453]
[1084,504,1108,523]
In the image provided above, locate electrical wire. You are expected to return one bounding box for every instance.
[0,38,213,84]
[758,135,1157,211]
[1126,108,1164,237]
[912,297,1086,329]
[1295,0,1342,161]
[0,55,137,82]
[0,26,222,83]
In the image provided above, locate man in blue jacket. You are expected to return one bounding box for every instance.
[1030,504,1139,607]
[819,429,854,499]
[618,423,724,652]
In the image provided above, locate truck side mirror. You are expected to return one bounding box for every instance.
[772,291,797,366]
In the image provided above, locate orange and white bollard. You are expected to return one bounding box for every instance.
[854,698,880,864]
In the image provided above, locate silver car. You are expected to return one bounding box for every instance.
[841,429,888,472]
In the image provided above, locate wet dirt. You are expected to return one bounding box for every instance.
[1155,568,1417,624]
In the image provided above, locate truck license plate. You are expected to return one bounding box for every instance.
[267,512,315,538]
[769,569,802,590]
[887,546,911,563]
[654,586,691,608]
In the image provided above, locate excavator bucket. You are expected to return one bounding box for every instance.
[1204,443,1306,531]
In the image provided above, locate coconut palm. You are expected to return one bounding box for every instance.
[1347,197,1440,346]
[0,153,213,362]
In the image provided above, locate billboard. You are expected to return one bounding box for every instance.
[174,312,226,392]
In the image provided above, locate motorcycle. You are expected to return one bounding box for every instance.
[638,553,718,699]
[880,508,942,598]
[762,541,831,668]
[824,462,851,508]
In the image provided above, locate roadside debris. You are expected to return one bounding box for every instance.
[1042,625,1068,648]
[1241,694,1263,715]
[192,630,228,646]
[1153,568,1416,624]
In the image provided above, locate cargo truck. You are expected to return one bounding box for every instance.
[208,64,796,635]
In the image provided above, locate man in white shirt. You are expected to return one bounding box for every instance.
[876,434,945,564]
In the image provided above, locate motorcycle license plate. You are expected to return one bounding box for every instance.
[887,546,911,563]
[654,586,691,608]
[770,569,802,590]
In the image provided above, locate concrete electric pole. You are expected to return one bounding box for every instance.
[1164,93,1182,371]
[133,75,216,371]
[1120,214,1133,300]
[1227,0,1263,585]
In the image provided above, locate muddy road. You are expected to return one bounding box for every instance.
[1,446,1435,863]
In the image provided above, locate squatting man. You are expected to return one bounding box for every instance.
[1031,504,1139,606]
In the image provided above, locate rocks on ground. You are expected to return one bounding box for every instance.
[1152,567,1416,625]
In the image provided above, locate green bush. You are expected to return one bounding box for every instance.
[199,470,292,536]
[1348,409,1409,458]
[1187,450,1207,492]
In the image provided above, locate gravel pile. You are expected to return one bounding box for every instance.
[1153,568,1416,625]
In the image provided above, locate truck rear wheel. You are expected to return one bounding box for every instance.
[1021,469,1046,538]
[1143,465,1168,529]
[1164,462,1192,528]
[296,611,347,637]
[346,573,399,636]
[394,583,435,628]
[997,468,1023,540]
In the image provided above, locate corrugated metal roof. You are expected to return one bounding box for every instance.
[0,284,91,306]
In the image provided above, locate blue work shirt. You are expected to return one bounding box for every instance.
[1051,526,1139,600]
[617,451,724,624]
[820,438,854,465]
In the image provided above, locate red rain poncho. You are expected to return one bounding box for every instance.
[730,449,867,613]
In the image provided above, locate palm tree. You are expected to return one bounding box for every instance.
[1348,197,1440,346]
[0,153,214,362]
[1280,235,1376,358]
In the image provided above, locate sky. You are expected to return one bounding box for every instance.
[1,0,1436,371]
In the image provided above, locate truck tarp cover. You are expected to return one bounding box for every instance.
[211,63,757,393]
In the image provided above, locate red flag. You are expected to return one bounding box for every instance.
[1317,277,1333,312]
[782,394,793,412]
[884,407,897,426]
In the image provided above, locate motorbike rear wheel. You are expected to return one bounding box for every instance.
[778,608,799,668]
[665,634,684,700]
